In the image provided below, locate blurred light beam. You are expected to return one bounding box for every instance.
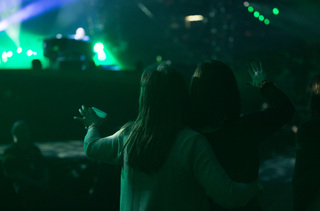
[185,15,204,22]
[137,3,154,19]
[0,0,79,32]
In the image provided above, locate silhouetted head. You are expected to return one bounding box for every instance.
[127,61,188,173]
[31,59,42,71]
[189,60,241,129]
[307,74,320,117]
[11,120,31,144]
[138,61,188,126]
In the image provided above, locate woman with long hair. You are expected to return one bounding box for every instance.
[189,60,295,210]
[75,62,261,211]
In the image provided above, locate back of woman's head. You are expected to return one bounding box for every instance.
[189,60,241,129]
[127,61,188,173]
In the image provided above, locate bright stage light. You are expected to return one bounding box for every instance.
[75,27,85,40]
[56,34,63,39]
[17,47,22,53]
[248,6,254,12]
[243,2,249,7]
[2,52,8,63]
[7,51,13,57]
[94,43,104,52]
[254,11,260,18]
[273,8,279,15]
[26,50,33,56]
[185,15,204,22]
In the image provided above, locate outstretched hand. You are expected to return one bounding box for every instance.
[247,60,266,88]
[74,105,106,129]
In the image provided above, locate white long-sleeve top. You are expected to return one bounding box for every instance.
[84,127,259,211]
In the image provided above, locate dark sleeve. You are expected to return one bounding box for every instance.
[292,121,320,211]
[240,82,295,137]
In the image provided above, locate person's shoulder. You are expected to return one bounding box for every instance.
[179,127,204,139]
[176,127,209,147]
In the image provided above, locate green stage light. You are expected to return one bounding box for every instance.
[259,15,264,21]
[273,8,279,15]
[254,11,260,18]
[248,6,254,12]
[264,19,270,25]
[156,55,162,62]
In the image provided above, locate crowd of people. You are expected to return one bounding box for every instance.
[2,59,319,210]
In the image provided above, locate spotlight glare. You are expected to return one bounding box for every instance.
[2,52,8,63]
[56,34,63,39]
[7,51,13,57]
[248,6,254,12]
[27,50,33,56]
[17,47,22,53]
[185,15,204,22]
[94,43,104,52]
[98,52,107,61]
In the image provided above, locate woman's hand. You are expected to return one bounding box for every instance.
[248,60,266,88]
[74,105,106,129]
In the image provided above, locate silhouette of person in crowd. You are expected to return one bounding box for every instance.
[189,60,295,210]
[292,74,320,211]
[2,120,49,210]
[75,61,262,211]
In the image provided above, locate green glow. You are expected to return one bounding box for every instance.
[259,15,264,21]
[248,6,254,12]
[156,55,162,62]
[273,8,279,15]
[254,11,260,18]
[92,42,121,67]
[0,31,48,69]
[264,19,270,25]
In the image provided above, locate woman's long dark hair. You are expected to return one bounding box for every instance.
[189,60,241,129]
[126,62,188,174]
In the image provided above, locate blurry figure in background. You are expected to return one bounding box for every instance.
[75,62,262,211]
[2,120,49,210]
[31,59,42,71]
[292,74,320,211]
[189,60,295,210]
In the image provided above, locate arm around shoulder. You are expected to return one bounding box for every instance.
[191,134,261,208]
